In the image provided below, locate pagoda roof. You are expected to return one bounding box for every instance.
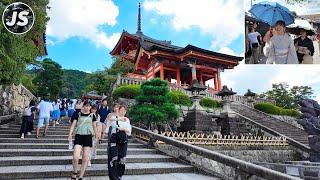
[111,31,243,63]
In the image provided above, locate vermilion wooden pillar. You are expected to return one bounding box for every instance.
[176,67,181,85]
[213,73,218,91]
[160,63,164,80]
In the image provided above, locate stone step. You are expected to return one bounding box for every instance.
[0,148,159,157]
[0,130,70,135]
[0,138,136,144]
[0,162,195,179]
[33,173,220,180]
[0,143,145,149]
[0,154,176,166]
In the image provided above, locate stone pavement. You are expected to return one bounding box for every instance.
[0,120,218,179]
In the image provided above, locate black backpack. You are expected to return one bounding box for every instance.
[116,121,128,145]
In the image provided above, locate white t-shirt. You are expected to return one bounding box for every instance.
[248,31,261,45]
[52,103,60,110]
[37,101,53,118]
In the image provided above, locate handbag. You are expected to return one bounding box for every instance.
[302,55,313,64]
[116,121,128,145]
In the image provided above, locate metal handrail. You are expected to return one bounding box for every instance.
[132,126,301,180]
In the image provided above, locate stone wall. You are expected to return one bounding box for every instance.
[0,84,37,116]
[154,143,296,179]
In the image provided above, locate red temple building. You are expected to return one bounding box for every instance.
[110,3,242,93]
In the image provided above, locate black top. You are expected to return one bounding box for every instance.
[71,112,96,122]
[294,37,315,62]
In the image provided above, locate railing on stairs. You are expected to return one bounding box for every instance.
[132,126,300,180]
[136,131,288,146]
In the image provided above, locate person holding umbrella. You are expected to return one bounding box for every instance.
[250,2,298,64]
[263,20,298,64]
[294,29,315,64]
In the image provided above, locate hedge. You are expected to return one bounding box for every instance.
[167,90,192,107]
[112,85,142,99]
[254,103,301,118]
[199,98,220,108]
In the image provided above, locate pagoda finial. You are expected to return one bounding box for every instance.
[137,2,142,34]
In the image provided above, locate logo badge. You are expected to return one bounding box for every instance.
[2,2,35,34]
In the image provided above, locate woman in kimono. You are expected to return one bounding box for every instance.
[263,21,298,64]
[294,29,315,64]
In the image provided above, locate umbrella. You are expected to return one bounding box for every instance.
[249,2,294,26]
[287,19,316,36]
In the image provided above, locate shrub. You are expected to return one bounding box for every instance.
[112,84,141,100]
[254,103,301,118]
[200,98,220,108]
[167,90,192,107]
[128,78,179,125]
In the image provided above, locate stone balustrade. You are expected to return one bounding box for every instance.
[132,126,300,180]
[136,131,288,147]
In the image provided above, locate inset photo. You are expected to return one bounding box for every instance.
[245,0,320,64]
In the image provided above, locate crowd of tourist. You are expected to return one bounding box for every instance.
[19,97,131,180]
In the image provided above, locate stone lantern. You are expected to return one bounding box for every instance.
[216,85,236,117]
[244,89,256,106]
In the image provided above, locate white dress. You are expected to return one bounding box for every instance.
[263,34,299,64]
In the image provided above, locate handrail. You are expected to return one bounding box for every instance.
[132,126,301,180]
[0,113,20,125]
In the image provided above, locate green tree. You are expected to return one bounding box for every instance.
[106,56,135,76]
[33,58,63,99]
[128,79,179,128]
[262,82,314,109]
[0,0,49,85]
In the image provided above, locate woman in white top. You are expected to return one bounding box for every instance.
[263,21,298,64]
[107,105,131,180]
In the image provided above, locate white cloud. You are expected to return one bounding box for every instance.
[47,0,120,49]
[143,0,244,50]
[218,47,236,56]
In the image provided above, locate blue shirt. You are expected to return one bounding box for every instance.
[98,106,111,123]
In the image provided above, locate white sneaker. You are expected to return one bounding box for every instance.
[88,160,92,167]
[20,134,24,139]
[27,132,31,135]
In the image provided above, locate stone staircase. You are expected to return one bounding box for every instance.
[230,103,309,147]
[0,121,218,179]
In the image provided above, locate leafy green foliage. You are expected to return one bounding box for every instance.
[33,58,63,100]
[106,56,135,76]
[200,98,220,108]
[261,83,313,109]
[83,71,116,95]
[0,0,49,85]
[167,90,192,107]
[60,70,89,98]
[254,103,301,118]
[128,78,179,125]
[112,85,142,99]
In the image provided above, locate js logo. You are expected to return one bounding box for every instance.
[2,2,35,34]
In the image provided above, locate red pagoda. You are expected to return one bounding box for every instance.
[110,3,242,93]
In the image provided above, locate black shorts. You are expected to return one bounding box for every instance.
[74,134,93,147]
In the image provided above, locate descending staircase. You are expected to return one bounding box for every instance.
[0,120,218,179]
[230,103,309,149]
